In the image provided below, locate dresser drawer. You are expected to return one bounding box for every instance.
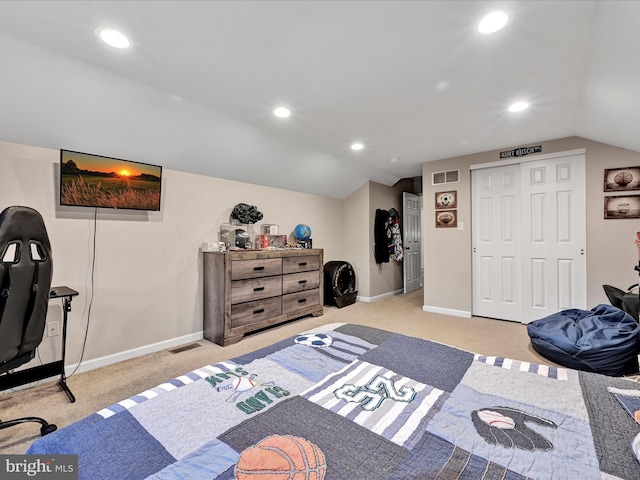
[231,258,282,280]
[282,271,319,294]
[283,255,320,274]
[231,276,282,304]
[282,288,320,314]
[230,297,282,328]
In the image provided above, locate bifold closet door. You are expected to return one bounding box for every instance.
[472,152,586,323]
[520,154,587,323]
[472,164,522,321]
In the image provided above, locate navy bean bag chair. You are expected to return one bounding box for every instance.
[527,304,640,377]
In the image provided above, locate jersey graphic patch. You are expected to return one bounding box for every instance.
[302,360,446,449]
[334,374,416,411]
[205,368,290,414]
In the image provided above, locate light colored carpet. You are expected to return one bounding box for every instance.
[0,289,552,454]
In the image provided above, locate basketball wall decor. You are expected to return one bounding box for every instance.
[604,167,640,192]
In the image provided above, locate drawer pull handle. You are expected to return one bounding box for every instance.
[253,308,265,315]
[298,280,307,284]
[253,266,265,271]
[298,262,307,267]
[298,298,307,304]
[253,287,265,292]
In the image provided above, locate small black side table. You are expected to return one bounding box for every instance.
[0,286,78,402]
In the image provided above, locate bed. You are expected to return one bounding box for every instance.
[27,323,640,479]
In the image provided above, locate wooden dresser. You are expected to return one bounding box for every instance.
[203,248,323,346]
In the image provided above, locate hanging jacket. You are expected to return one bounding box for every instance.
[374,208,389,264]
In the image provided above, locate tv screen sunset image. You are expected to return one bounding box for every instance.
[60,150,162,211]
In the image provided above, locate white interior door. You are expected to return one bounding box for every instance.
[520,154,587,322]
[472,164,522,320]
[472,151,586,323]
[403,192,421,294]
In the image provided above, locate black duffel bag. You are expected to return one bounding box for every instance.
[603,284,639,322]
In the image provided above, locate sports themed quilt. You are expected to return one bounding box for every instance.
[27,323,640,479]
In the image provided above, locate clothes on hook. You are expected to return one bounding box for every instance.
[374,209,389,264]
[374,208,403,264]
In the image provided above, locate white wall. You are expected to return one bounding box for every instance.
[0,140,344,371]
[343,182,370,297]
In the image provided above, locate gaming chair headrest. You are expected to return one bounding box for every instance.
[0,206,53,369]
[0,206,52,253]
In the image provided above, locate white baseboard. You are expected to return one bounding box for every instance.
[65,331,204,376]
[422,305,472,318]
[357,289,403,303]
[0,332,205,394]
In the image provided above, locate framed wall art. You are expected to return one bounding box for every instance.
[604,195,640,219]
[436,209,457,228]
[435,190,457,209]
[604,167,640,192]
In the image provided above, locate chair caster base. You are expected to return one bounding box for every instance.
[41,423,57,436]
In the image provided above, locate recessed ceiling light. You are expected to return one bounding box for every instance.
[477,11,509,34]
[96,28,131,49]
[273,107,291,118]
[350,142,364,151]
[389,158,400,163]
[508,101,529,113]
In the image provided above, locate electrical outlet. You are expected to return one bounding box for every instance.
[47,320,60,337]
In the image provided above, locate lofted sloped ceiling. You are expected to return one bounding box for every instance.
[0,1,638,199]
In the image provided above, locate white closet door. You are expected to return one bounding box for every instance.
[472,164,522,320]
[520,154,587,323]
[472,151,586,323]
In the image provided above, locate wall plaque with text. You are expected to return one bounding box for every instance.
[500,145,542,159]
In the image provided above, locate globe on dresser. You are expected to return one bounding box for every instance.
[294,224,312,240]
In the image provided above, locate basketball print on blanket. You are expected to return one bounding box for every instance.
[235,434,326,480]
[294,333,333,348]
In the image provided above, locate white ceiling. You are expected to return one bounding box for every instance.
[0,1,638,199]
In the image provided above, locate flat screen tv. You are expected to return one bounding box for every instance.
[60,150,162,211]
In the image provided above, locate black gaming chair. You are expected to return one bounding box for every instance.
[0,206,57,435]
